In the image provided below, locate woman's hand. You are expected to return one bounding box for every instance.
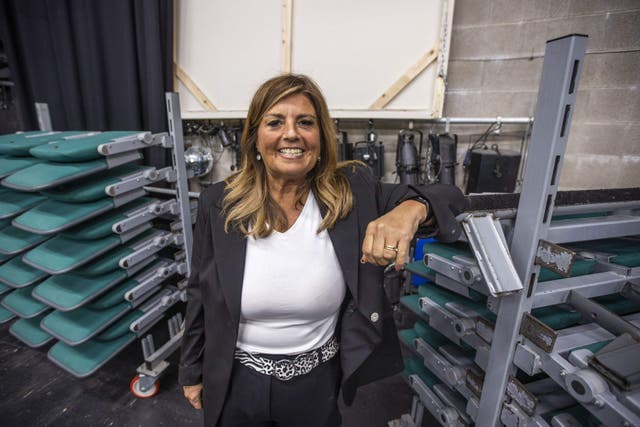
[361,200,428,270]
[183,383,203,409]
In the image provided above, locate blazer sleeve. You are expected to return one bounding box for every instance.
[178,187,213,386]
[351,165,468,243]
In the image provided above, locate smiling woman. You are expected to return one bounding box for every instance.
[178,74,468,426]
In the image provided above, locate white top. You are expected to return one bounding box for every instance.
[237,192,346,354]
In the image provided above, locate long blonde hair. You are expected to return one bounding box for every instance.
[222,74,355,237]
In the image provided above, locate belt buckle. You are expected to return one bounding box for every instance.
[273,359,295,381]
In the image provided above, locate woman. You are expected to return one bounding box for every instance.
[179,74,466,426]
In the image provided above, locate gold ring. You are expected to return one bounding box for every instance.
[384,244,398,253]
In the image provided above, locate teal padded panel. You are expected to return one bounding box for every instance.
[402,356,440,388]
[13,197,117,235]
[414,320,448,349]
[398,328,419,348]
[42,164,147,202]
[594,293,640,316]
[0,131,48,144]
[88,272,148,310]
[31,268,130,311]
[0,226,50,255]
[0,190,46,219]
[30,131,141,162]
[22,225,149,275]
[0,157,46,179]
[1,153,142,191]
[9,312,54,347]
[0,305,16,323]
[0,217,11,229]
[41,301,131,345]
[418,284,496,322]
[72,229,157,276]
[531,306,582,331]
[1,284,49,318]
[538,259,597,282]
[400,295,424,319]
[0,257,48,288]
[60,197,154,241]
[0,281,9,295]
[611,253,640,267]
[0,131,86,156]
[47,310,142,377]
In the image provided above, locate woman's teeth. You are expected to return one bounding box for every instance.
[279,148,304,157]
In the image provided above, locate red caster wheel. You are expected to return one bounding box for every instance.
[130,374,159,398]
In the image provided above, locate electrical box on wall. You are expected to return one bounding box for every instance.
[466,148,521,194]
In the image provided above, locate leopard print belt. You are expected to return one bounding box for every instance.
[234,336,339,381]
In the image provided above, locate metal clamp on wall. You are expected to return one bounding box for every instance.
[407,375,462,427]
[98,132,171,156]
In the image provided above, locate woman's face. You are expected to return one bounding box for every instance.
[256,93,321,188]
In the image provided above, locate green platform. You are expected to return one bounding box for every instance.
[0,190,46,219]
[0,131,87,156]
[0,257,48,289]
[42,164,148,203]
[41,301,132,345]
[32,268,133,311]
[47,310,143,378]
[60,197,155,241]
[22,224,151,275]
[13,197,123,235]
[9,312,54,348]
[1,153,143,191]
[0,226,50,255]
[1,284,49,318]
[0,157,46,179]
[72,229,159,276]
[30,131,142,162]
[0,305,16,323]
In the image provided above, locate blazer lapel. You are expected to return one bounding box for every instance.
[211,208,246,325]
[323,202,359,304]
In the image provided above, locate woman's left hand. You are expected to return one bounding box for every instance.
[361,200,428,270]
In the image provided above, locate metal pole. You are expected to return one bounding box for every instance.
[475,35,588,427]
[165,93,195,276]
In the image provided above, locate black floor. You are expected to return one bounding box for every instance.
[0,320,432,427]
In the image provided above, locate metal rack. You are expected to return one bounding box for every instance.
[397,35,640,426]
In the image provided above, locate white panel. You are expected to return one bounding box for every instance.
[176,0,448,117]
[177,0,282,112]
[293,0,441,110]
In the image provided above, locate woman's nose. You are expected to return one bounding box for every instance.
[283,120,299,139]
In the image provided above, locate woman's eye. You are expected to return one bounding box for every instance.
[298,119,315,127]
[266,120,282,128]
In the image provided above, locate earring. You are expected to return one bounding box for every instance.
[317,156,321,162]
[256,153,262,161]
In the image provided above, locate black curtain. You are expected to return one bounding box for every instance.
[0,0,173,167]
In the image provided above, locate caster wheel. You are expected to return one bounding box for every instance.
[130,375,159,398]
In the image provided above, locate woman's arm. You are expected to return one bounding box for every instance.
[361,169,467,270]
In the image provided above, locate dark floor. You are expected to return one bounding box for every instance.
[0,320,431,427]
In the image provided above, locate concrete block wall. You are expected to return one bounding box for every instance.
[446,0,640,189]
[193,1,639,192]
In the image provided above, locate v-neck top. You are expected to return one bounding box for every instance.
[237,192,346,354]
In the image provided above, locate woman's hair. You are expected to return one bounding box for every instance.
[222,74,355,237]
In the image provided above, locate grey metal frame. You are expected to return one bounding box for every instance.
[475,34,588,427]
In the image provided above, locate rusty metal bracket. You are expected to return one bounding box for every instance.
[520,312,558,353]
[506,378,538,416]
[535,239,576,277]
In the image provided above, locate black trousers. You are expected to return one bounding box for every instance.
[218,354,342,427]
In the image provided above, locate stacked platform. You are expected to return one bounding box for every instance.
[399,231,640,426]
[0,130,190,378]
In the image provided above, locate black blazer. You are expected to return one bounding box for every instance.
[179,165,467,426]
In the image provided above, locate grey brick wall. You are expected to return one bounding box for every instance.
[445,0,640,190]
